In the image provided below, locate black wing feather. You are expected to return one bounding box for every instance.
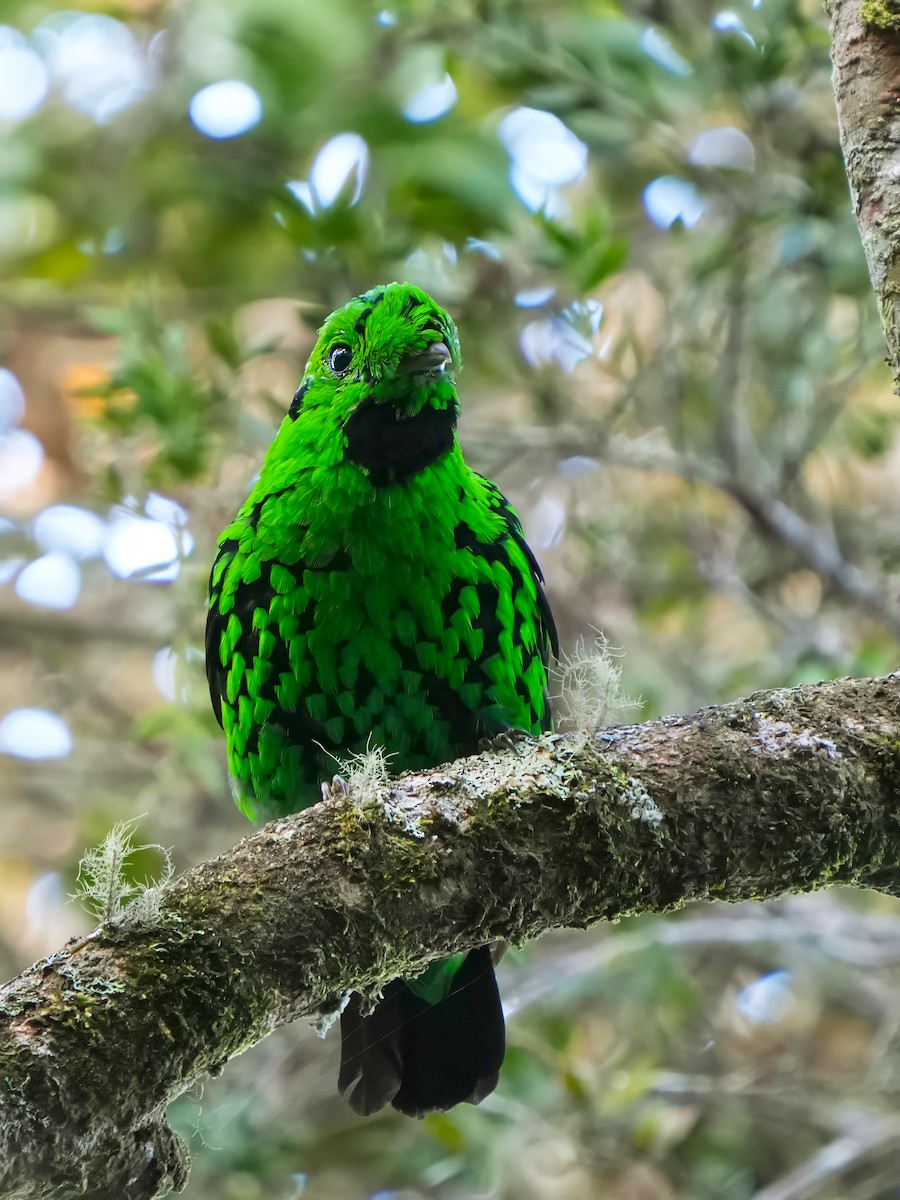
[205,541,238,730]
[478,474,559,663]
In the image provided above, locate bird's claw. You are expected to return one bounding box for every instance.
[478,729,532,755]
[321,774,351,802]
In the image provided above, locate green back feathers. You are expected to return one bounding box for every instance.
[207,281,556,821]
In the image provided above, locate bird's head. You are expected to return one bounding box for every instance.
[288,282,463,482]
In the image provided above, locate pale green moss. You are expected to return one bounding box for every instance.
[861,0,900,31]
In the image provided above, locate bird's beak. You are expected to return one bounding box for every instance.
[396,341,452,376]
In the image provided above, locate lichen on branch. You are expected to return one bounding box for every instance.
[860,0,900,33]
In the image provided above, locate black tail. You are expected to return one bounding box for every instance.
[338,945,505,1118]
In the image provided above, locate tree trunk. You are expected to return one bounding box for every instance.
[829,0,900,388]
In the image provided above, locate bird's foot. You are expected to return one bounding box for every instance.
[478,728,533,755]
[321,774,351,802]
[311,991,352,1037]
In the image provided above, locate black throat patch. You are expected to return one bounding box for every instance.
[343,401,457,484]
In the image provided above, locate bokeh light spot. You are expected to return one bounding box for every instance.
[309,133,369,209]
[103,511,181,583]
[465,237,502,260]
[24,871,66,936]
[520,318,593,372]
[37,13,150,123]
[712,10,757,46]
[734,970,796,1024]
[508,167,568,217]
[0,430,44,501]
[500,107,588,186]
[32,505,106,560]
[152,646,178,702]
[189,80,262,140]
[0,367,25,431]
[525,494,567,550]
[15,552,82,610]
[688,126,756,172]
[0,557,24,585]
[639,27,692,76]
[516,287,556,308]
[558,456,598,476]
[402,73,457,123]
[0,28,49,121]
[145,491,191,532]
[643,176,706,230]
[499,107,588,214]
[286,180,315,214]
[0,707,72,760]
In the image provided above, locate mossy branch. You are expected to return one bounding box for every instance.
[2,673,900,1198]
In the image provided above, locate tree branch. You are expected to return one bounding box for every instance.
[829,0,900,389]
[2,673,900,1199]
[469,419,900,638]
[606,434,900,638]
[751,1114,900,1200]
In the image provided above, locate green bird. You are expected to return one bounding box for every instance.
[206,281,557,1117]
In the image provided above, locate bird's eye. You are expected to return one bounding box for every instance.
[328,345,353,375]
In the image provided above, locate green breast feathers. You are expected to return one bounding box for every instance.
[206,281,557,821]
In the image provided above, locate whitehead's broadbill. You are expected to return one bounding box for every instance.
[207,282,557,1116]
